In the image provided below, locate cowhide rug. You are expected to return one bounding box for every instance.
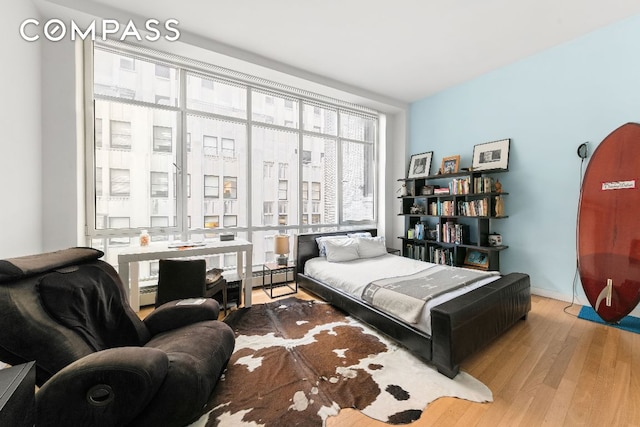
[189,297,492,426]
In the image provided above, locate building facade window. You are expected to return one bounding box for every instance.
[221,138,235,157]
[95,119,103,147]
[223,176,237,199]
[204,175,219,198]
[95,167,103,197]
[153,126,172,152]
[263,161,273,178]
[203,135,218,156]
[204,215,219,228]
[151,172,169,197]
[278,180,288,200]
[110,120,131,149]
[110,168,130,196]
[155,64,170,78]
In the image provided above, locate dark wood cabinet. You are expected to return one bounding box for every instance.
[398,169,508,271]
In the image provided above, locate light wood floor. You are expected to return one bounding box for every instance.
[139,289,640,427]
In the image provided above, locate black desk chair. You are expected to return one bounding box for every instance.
[156,259,228,315]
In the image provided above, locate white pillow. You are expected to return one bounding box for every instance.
[324,238,360,262]
[347,231,372,238]
[316,235,349,257]
[356,236,387,259]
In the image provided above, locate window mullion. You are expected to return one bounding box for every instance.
[246,87,253,242]
[178,67,188,241]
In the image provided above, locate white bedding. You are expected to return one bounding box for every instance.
[304,254,500,335]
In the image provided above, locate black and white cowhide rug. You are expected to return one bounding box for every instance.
[190,297,492,426]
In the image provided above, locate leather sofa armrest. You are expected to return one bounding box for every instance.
[143,298,220,336]
[36,347,168,427]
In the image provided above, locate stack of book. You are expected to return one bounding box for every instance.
[473,176,495,193]
[457,198,489,216]
[429,247,454,265]
[449,177,471,194]
[441,221,467,244]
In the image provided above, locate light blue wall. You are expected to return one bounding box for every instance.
[409,14,640,303]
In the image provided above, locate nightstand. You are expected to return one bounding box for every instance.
[262,262,297,298]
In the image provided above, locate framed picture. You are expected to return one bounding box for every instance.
[407,151,433,179]
[464,249,490,270]
[441,155,460,174]
[472,138,510,171]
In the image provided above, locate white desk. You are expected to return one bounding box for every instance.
[117,238,253,311]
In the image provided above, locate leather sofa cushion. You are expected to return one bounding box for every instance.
[0,248,103,284]
[139,321,235,426]
[37,263,150,351]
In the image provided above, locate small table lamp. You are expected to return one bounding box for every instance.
[274,235,290,266]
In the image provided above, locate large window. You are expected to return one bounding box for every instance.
[87,42,378,267]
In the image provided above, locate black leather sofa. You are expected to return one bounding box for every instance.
[0,247,235,427]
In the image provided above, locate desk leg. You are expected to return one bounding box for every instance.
[119,261,131,307]
[129,261,140,312]
[244,249,252,307]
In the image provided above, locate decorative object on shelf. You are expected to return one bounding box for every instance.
[472,138,510,171]
[409,204,424,214]
[441,155,460,174]
[488,233,502,247]
[407,229,415,239]
[495,179,503,193]
[464,250,490,270]
[421,185,436,195]
[139,230,150,246]
[274,234,290,265]
[398,183,409,197]
[495,196,505,217]
[407,151,433,179]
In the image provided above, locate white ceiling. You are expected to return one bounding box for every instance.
[39,0,640,105]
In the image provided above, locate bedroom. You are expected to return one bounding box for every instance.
[2,0,640,425]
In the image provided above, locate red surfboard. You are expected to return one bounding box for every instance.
[578,122,640,323]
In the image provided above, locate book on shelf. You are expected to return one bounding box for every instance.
[406,243,426,261]
[430,247,454,266]
[456,197,489,216]
[473,176,495,193]
[433,187,450,195]
[441,221,467,244]
[439,200,455,216]
[449,177,471,195]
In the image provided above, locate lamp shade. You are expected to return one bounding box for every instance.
[274,235,290,255]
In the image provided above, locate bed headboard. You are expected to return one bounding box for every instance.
[295,229,377,275]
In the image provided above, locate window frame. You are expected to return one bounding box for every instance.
[85,40,378,262]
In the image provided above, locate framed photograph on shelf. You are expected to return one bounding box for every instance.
[464,249,490,270]
[407,151,433,179]
[441,155,460,174]
[472,138,510,171]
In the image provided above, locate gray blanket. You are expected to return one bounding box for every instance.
[361,265,498,324]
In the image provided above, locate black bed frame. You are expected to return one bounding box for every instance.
[295,229,531,378]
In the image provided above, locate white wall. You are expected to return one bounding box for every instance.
[385,110,408,247]
[0,1,43,258]
[41,39,83,251]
